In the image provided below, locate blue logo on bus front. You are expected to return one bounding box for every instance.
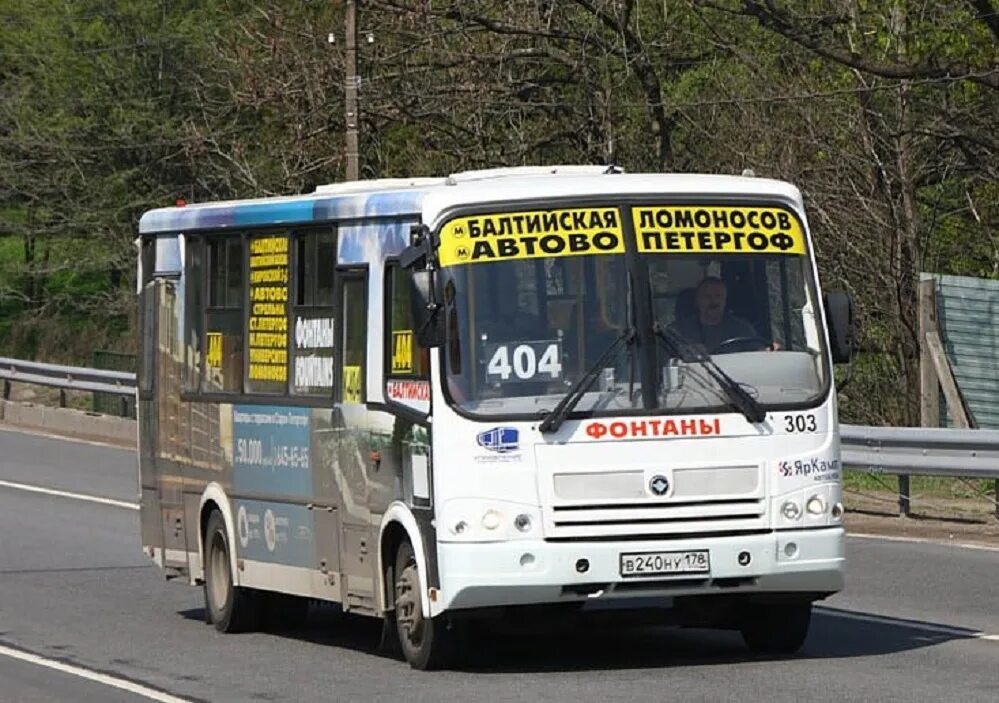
[477,427,519,453]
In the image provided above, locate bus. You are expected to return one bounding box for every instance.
[137,166,852,669]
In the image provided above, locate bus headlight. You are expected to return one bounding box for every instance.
[806,496,826,515]
[440,499,541,542]
[781,500,802,521]
[481,510,502,530]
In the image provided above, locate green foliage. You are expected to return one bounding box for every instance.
[0,0,995,430]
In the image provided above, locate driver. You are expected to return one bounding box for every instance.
[672,276,765,353]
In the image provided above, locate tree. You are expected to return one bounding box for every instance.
[694,0,998,423]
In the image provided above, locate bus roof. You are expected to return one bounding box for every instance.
[138,167,803,235]
[420,172,804,228]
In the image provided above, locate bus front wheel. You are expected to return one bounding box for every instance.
[393,539,454,670]
[203,510,258,633]
[739,601,812,655]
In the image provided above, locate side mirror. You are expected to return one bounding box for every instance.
[410,270,444,347]
[823,291,853,364]
[400,223,437,271]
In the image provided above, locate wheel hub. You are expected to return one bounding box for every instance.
[395,562,424,644]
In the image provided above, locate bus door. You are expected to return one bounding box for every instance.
[334,269,375,610]
[138,271,165,560]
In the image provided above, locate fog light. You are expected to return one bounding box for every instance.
[784,541,798,558]
[514,513,532,532]
[831,502,844,519]
[737,551,751,566]
[806,496,826,515]
[453,520,468,535]
[781,500,802,521]
[482,510,501,530]
[519,553,535,567]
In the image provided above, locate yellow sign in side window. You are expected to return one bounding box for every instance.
[391,330,414,374]
[438,207,625,267]
[632,206,806,255]
[247,233,290,383]
[342,365,362,403]
[206,332,223,369]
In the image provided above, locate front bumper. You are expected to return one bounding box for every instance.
[434,527,844,614]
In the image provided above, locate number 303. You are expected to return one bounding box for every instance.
[784,414,817,433]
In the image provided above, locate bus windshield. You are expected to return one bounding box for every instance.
[442,254,638,417]
[439,203,829,419]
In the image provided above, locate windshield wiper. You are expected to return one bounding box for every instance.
[538,327,636,434]
[653,324,766,424]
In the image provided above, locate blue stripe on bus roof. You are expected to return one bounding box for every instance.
[138,189,426,234]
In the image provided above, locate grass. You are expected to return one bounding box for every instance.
[844,472,996,500]
[844,471,998,523]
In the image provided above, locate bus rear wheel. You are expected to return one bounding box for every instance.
[393,539,454,670]
[739,601,812,655]
[204,510,258,633]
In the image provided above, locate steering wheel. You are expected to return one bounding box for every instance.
[711,335,771,354]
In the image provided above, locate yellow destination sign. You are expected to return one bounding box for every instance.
[342,365,362,403]
[391,330,414,374]
[438,207,624,266]
[206,332,223,369]
[632,205,805,255]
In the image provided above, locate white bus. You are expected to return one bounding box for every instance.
[137,166,852,669]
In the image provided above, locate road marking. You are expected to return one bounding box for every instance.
[0,642,192,703]
[0,424,134,451]
[849,532,999,553]
[819,607,999,642]
[0,479,138,510]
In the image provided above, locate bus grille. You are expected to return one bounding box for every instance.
[542,465,767,539]
[545,498,767,539]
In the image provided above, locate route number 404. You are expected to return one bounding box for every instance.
[486,343,562,382]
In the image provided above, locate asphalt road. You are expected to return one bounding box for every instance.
[0,426,997,702]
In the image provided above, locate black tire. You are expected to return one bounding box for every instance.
[203,511,259,633]
[739,601,812,655]
[393,539,455,670]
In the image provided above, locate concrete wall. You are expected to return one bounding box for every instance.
[0,400,137,448]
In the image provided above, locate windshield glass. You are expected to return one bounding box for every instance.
[442,254,641,416]
[438,202,828,419]
[648,252,826,410]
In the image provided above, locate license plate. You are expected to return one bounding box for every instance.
[619,550,710,578]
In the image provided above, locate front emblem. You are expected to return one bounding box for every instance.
[476,427,519,453]
[649,474,670,496]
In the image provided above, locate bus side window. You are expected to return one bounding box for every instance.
[183,237,205,392]
[290,228,336,396]
[339,273,367,404]
[385,263,428,380]
[204,236,244,393]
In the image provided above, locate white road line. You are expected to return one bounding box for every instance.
[849,532,999,553]
[0,642,192,703]
[820,608,999,642]
[0,479,138,510]
[0,424,134,451]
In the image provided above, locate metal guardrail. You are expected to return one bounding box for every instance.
[841,424,999,480]
[0,357,136,414]
[842,423,999,519]
[0,357,995,481]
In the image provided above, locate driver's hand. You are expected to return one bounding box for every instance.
[768,340,782,351]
